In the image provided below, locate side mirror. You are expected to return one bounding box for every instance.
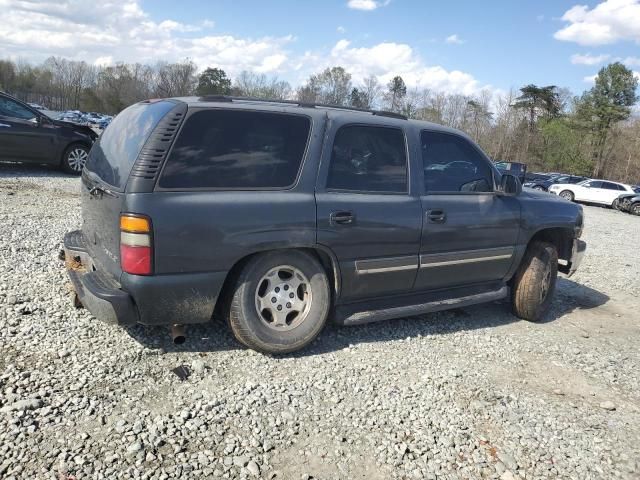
[499,174,522,196]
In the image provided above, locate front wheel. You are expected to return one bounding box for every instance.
[511,241,558,322]
[533,185,546,191]
[61,144,89,175]
[559,190,574,202]
[227,250,330,354]
[632,204,640,216]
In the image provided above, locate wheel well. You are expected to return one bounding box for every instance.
[213,247,339,318]
[527,228,572,262]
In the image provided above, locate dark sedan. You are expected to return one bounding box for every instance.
[524,174,587,192]
[0,92,98,174]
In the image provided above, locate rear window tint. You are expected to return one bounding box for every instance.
[86,100,175,190]
[158,110,311,189]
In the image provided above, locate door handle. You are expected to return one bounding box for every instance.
[427,209,446,223]
[330,211,355,225]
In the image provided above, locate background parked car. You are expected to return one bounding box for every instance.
[524,174,587,191]
[614,186,640,212]
[549,179,635,206]
[494,161,527,184]
[27,102,47,111]
[0,92,98,174]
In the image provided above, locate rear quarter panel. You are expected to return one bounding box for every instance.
[125,191,317,274]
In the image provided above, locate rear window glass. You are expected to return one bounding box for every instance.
[158,110,311,189]
[86,101,175,190]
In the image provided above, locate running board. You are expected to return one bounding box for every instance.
[334,284,509,326]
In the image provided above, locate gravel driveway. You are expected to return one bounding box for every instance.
[1,164,639,480]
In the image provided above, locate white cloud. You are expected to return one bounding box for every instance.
[337,25,346,34]
[346,0,390,11]
[0,0,490,98]
[622,56,640,66]
[94,56,113,67]
[554,0,640,46]
[571,53,611,65]
[445,34,464,45]
[0,0,292,75]
[299,39,487,96]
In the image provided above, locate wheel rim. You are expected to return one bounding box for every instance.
[540,264,552,303]
[560,191,572,201]
[633,205,640,215]
[254,265,312,331]
[534,186,544,191]
[67,148,88,172]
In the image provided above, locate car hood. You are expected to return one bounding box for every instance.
[618,193,639,200]
[519,187,568,203]
[51,118,98,140]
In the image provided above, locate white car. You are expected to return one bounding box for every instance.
[549,179,635,206]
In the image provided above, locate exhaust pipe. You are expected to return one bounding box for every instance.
[171,324,186,345]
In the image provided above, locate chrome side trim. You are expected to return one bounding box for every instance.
[355,256,419,275]
[420,247,514,269]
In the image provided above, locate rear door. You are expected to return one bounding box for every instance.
[81,100,178,278]
[316,121,422,301]
[415,130,520,291]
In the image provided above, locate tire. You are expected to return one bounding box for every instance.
[227,250,330,354]
[559,190,574,202]
[61,143,89,175]
[511,241,558,322]
[612,198,620,210]
[632,203,640,216]
[533,185,545,191]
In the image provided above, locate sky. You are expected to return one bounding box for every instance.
[0,0,639,98]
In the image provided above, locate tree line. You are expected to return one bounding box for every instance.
[0,57,638,183]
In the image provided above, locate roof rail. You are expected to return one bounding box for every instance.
[196,95,408,120]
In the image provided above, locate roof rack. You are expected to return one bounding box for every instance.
[197,95,408,120]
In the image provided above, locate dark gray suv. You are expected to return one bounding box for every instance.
[63,96,586,353]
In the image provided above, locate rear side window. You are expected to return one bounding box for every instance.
[86,100,175,190]
[159,110,310,189]
[327,125,407,193]
[601,182,621,190]
[421,131,493,193]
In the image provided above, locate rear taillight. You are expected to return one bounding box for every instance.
[120,214,153,275]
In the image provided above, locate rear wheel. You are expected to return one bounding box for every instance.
[632,203,640,216]
[612,198,621,210]
[227,250,330,354]
[61,143,89,175]
[559,190,574,202]
[511,241,558,322]
[533,185,545,191]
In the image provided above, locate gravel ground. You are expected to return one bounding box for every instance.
[1,164,639,480]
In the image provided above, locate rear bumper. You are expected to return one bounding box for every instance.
[64,230,138,325]
[63,230,226,326]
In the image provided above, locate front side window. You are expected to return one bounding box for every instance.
[421,131,493,193]
[159,110,311,189]
[0,97,36,121]
[327,125,407,193]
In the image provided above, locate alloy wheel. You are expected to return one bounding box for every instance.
[254,265,312,331]
[67,148,88,172]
